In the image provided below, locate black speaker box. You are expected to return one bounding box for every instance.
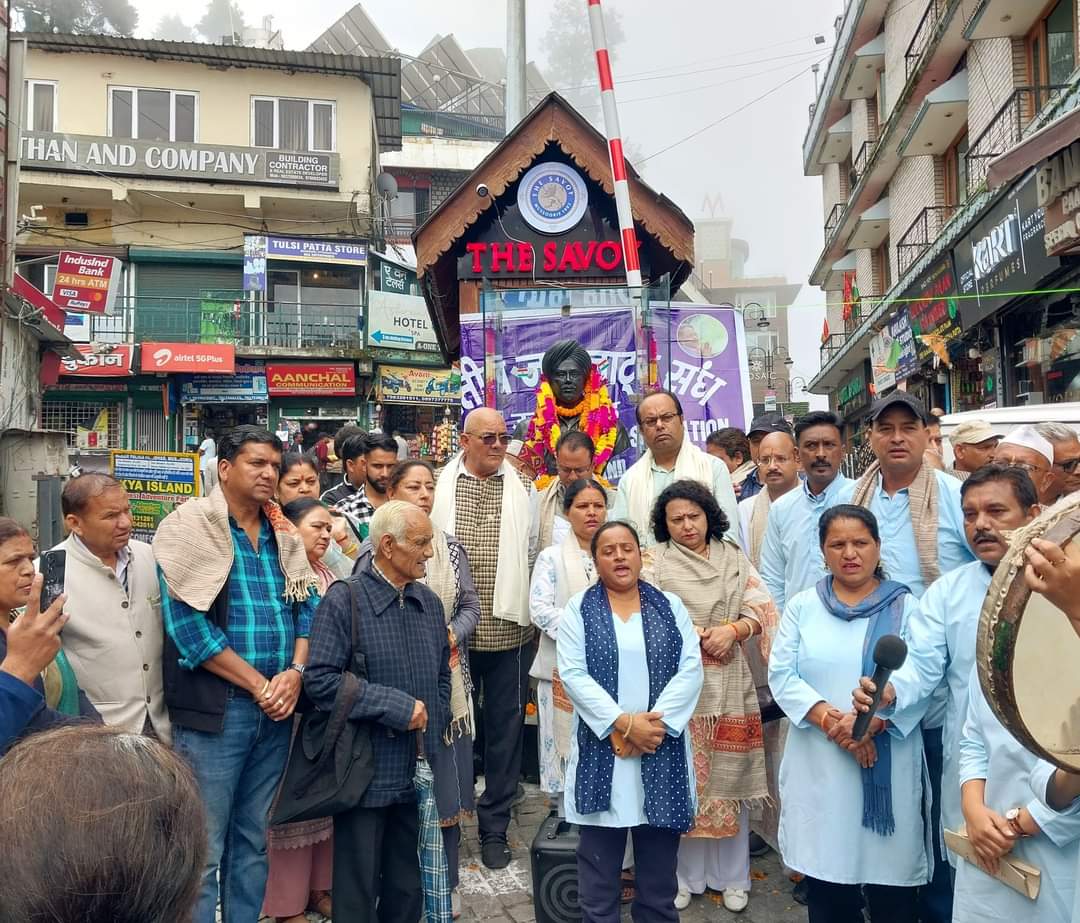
[530,813,582,923]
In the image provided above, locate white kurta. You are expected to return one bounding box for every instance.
[768,585,930,886]
[558,589,702,828]
[954,669,1080,922]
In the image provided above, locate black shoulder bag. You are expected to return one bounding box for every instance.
[270,580,375,824]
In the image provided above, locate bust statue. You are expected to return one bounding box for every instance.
[514,338,631,478]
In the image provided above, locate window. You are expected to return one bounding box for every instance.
[1028,0,1076,107]
[109,87,197,142]
[24,80,56,132]
[944,131,969,206]
[745,331,780,353]
[873,236,892,296]
[251,97,335,152]
[389,187,430,231]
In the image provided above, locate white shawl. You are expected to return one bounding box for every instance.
[431,453,532,627]
[622,437,714,540]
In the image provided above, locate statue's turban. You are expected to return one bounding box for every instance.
[541,339,592,381]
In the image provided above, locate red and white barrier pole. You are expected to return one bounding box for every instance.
[586,0,654,388]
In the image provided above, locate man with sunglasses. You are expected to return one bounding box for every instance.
[993,425,1056,506]
[430,407,539,870]
[1036,422,1080,503]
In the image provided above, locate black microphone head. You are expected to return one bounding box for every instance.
[873,634,907,671]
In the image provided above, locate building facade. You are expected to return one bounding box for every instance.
[15,33,400,461]
[804,0,1080,430]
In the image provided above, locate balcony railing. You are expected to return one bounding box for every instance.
[897,205,955,276]
[71,295,364,351]
[825,202,846,244]
[905,0,949,78]
[843,302,865,336]
[401,107,505,142]
[820,333,848,368]
[967,86,1066,197]
[852,139,876,189]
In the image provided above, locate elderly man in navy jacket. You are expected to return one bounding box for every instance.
[305,500,451,923]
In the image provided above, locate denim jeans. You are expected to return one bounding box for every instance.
[174,692,291,923]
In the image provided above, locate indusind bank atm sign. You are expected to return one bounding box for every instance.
[266,363,356,397]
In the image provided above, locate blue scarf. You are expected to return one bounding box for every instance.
[815,576,909,837]
[574,580,694,833]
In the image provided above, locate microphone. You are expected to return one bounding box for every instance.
[852,634,908,741]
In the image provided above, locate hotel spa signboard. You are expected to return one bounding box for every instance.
[21,132,340,189]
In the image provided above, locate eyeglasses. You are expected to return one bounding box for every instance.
[1055,457,1080,474]
[557,465,592,478]
[998,458,1042,474]
[640,411,680,429]
[468,432,511,446]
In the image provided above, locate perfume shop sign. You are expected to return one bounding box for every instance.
[21,132,339,188]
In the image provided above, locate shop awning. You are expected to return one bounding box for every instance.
[899,71,969,157]
[841,34,885,100]
[987,105,1080,189]
[846,197,890,250]
[820,114,854,166]
[824,252,858,292]
[964,0,1046,41]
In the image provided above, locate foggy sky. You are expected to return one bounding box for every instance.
[129,0,841,399]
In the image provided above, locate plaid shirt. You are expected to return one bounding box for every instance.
[321,477,375,537]
[160,515,316,679]
[304,563,451,808]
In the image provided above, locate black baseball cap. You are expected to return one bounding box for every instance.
[867,391,930,425]
[748,412,792,437]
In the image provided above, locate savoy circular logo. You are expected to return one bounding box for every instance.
[517,162,589,235]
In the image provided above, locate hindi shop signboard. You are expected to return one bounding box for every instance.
[60,344,134,377]
[868,311,919,393]
[266,363,357,397]
[22,132,340,189]
[953,170,1059,330]
[110,450,199,542]
[459,303,750,482]
[903,256,961,365]
[51,251,120,315]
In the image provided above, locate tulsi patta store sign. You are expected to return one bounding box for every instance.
[21,132,339,188]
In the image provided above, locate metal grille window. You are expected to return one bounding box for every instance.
[40,401,122,449]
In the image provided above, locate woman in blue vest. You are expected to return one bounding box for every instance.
[557,520,703,923]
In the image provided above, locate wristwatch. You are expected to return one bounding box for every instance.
[1005,807,1031,838]
[289,663,306,675]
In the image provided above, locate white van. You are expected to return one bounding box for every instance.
[938,403,1080,467]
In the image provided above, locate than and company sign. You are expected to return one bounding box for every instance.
[22,132,340,189]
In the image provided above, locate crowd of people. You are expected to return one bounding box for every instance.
[3,391,1080,923]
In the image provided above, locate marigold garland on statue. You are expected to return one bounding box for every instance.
[522,367,619,480]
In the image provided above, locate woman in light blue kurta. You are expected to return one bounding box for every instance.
[558,521,702,923]
[956,667,1080,922]
[768,504,929,922]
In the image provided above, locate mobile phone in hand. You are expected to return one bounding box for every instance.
[39,549,66,612]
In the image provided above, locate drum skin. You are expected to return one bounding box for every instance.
[977,501,1080,772]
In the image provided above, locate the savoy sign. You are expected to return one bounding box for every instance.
[21,132,339,189]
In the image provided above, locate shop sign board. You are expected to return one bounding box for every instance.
[376,365,460,404]
[51,251,120,315]
[266,362,356,397]
[60,344,134,377]
[265,237,367,265]
[22,131,339,188]
[109,450,199,542]
[243,235,267,292]
[459,303,751,483]
[367,290,440,352]
[953,170,1058,330]
[903,256,962,365]
[11,272,66,333]
[868,311,919,393]
[380,260,417,295]
[1037,140,1080,256]
[140,343,235,374]
[837,361,870,417]
[458,237,636,279]
[179,361,268,403]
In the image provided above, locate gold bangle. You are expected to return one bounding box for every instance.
[819,710,832,733]
[623,714,634,738]
[259,679,271,698]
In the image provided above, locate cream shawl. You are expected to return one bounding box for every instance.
[622,438,714,541]
[424,529,472,743]
[430,453,532,626]
[746,488,772,569]
[550,532,595,760]
[851,460,941,587]
[537,480,564,552]
[153,486,315,610]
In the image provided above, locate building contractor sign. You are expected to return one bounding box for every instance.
[22,132,340,189]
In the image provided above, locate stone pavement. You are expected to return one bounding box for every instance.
[269,783,808,922]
